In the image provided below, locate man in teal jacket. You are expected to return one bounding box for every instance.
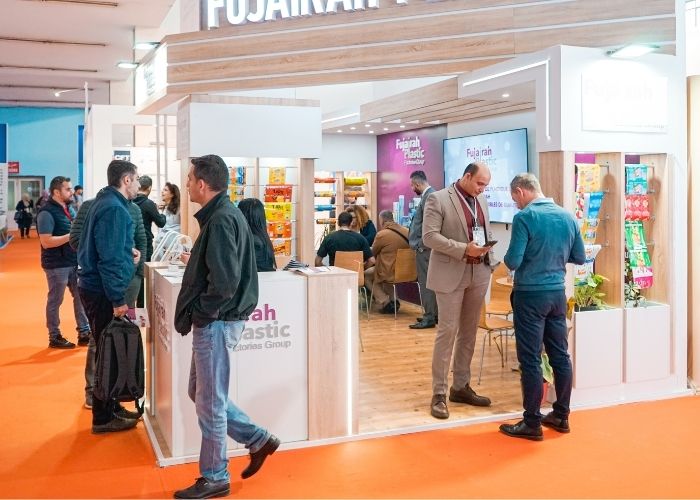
[500,173,586,441]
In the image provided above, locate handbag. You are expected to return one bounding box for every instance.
[13,211,21,223]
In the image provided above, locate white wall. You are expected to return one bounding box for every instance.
[187,103,322,159]
[316,134,377,172]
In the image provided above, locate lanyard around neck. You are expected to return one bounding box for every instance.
[454,184,480,228]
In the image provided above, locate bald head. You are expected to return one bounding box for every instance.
[458,162,491,197]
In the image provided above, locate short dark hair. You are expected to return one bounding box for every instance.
[463,162,480,177]
[410,170,427,182]
[139,175,153,190]
[74,185,82,192]
[191,154,229,192]
[49,176,70,196]
[337,211,353,228]
[107,160,137,188]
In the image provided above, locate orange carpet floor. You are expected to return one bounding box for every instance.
[1,233,700,499]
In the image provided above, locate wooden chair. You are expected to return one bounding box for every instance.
[477,300,514,385]
[333,251,368,351]
[486,263,513,318]
[369,248,423,320]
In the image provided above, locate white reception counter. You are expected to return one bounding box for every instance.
[143,264,359,465]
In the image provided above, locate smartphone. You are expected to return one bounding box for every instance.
[483,240,498,248]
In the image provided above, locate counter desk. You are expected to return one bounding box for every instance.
[143,264,359,466]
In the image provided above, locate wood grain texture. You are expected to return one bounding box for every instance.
[298,159,317,265]
[358,301,525,433]
[307,269,360,439]
[360,78,458,122]
[595,153,624,307]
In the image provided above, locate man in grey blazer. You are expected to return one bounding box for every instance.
[423,162,496,419]
[408,170,438,329]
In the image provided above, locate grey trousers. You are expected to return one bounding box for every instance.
[431,263,491,395]
[416,249,438,322]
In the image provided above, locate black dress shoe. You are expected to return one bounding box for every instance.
[174,477,230,499]
[114,404,142,420]
[48,335,76,349]
[416,317,438,324]
[430,394,449,419]
[409,319,436,329]
[449,384,491,407]
[542,412,570,433]
[77,335,90,346]
[91,416,138,434]
[499,420,543,441]
[241,434,280,479]
[379,301,397,314]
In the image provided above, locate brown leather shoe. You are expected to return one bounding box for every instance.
[430,394,449,419]
[449,384,492,407]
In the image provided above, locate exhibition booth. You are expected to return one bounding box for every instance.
[116,0,690,466]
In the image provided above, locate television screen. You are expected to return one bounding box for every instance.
[443,128,528,224]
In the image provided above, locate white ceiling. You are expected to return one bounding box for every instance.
[0,0,175,107]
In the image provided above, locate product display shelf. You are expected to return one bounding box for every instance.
[223,157,300,258]
[313,171,337,249]
[337,171,376,224]
[539,150,673,406]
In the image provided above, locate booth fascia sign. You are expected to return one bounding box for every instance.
[203,0,408,29]
[135,44,168,110]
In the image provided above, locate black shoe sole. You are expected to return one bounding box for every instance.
[430,409,449,419]
[174,487,230,499]
[448,395,491,407]
[241,436,280,479]
[48,343,76,349]
[409,323,436,329]
[499,427,543,441]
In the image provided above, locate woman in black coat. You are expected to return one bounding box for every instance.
[15,193,34,239]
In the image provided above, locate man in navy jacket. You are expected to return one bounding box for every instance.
[78,160,142,434]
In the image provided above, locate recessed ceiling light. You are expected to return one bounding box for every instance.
[364,124,371,128]
[350,126,356,130]
[369,130,374,134]
[125,143,132,147]
[400,125,406,129]
[336,129,342,133]
[116,61,138,69]
[134,42,159,51]
[383,127,389,131]
[607,44,659,59]
[502,93,510,98]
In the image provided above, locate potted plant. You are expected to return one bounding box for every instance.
[540,352,554,404]
[574,273,608,311]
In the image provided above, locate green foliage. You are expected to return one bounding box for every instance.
[540,352,554,384]
[624,259,645,308]
[574,273,608,309]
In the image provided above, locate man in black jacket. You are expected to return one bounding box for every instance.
[37,176,91,349]
[173,154,279,500]
[134,175,165,307]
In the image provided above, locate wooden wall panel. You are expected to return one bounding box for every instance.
[360,78,458,121]
[168,0,541,43]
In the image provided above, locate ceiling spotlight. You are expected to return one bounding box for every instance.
[400,125,406,129]
[336,129,342,133]
[607,44,659,59]
[502,93,510,98]
[350,126,356,130]
[134,42,159,51]
[53,88,81,97]
[116,61,138,69]
[383,127,389,131]
[369,130,374,134]
[364,124,371,128]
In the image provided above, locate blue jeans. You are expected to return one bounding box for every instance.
[511,290,572,428]
[189,320,270,482]
[44,266,90,340]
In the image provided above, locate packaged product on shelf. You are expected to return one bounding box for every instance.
[624,195,651,221]
[268,167,286,185]
[624,221,647,250]
[586,192,604,219]
[229,166,246,185]
[314,177,336,183]
[575,163,602,192]
[625,164,648,195]
[264,202,292,222]
[267,221,292,239]
[315,218,336,225]
[315,204,335,211]
[314,190,335,197]
[272,238,292,256]
[573,244,601,286]
[228,185,245,203]
[580,218,600,245]
[344,177,366,186]
[264,185,293,202]
[628,250,654,288]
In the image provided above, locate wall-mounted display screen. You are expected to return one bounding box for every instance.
[443,128,528,224]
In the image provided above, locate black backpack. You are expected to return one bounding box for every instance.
[94,317,145,415]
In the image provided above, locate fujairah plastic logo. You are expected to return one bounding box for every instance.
[205,0,411,29]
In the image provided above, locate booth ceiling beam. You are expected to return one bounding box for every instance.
[159,0,675,102]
